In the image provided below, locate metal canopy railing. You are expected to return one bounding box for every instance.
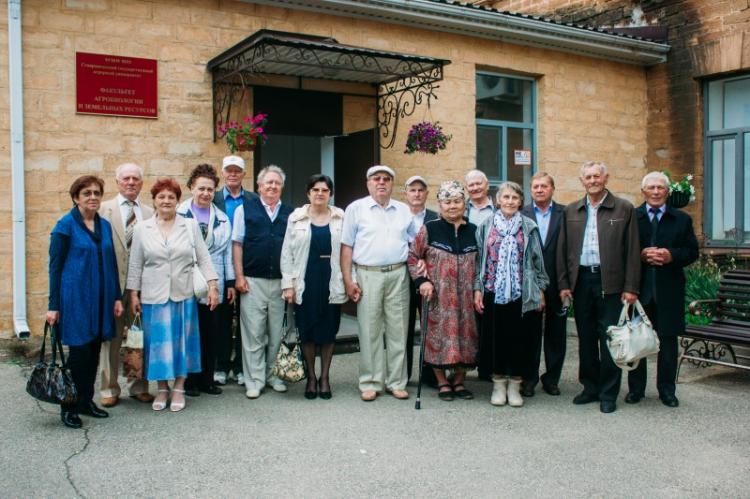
[207,30,450,148]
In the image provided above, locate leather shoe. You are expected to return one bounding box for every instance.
[542,384,561,396]
[61,411,82,429]
[100,396,119,408]
[360,390,377,402]
[201,385,223,395]
[600,401,617,413]
[520,384,535,397]
[660,394,679,407]
[184,387,201,397]
[80,402,108,418]
[572,392,599,405]
[625,392,644,404]
[131,393,155,403]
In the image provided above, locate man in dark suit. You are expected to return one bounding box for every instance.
[626,171,698,408]
[404,176,438,385]
[521,172,566,397]
[213,155,259,387]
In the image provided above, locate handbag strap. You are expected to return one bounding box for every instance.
[616,302,631,326]
[282,302,301,344]
[632,300,653,328]
[39,322,51,362]
[50,323,68,366]
[131,312,142,329]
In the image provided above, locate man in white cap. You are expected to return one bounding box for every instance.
[403,175,438,383]
[341,165,417,401]
[212,155,258,387]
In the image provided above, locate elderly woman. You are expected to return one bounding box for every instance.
[281,174,346,400]
[127,178,219,412]
[474,181,549,408]
[47,175,123,429]
[177,164,235,397]
[408,181,479,401]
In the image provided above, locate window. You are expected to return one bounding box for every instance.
[705,74,750,245]
[475,72,536,193]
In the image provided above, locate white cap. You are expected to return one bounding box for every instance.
[405,175,427,188]
[222,155,245,170]
[366,165,396,179]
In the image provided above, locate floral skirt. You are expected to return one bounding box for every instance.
[142,298,201,381]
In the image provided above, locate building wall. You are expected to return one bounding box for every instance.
[0,0,650,337]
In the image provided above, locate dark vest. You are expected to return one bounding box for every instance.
[241,197,292,279]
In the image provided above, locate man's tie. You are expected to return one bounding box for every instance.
[649,207,659,245]
[125,201,136,249]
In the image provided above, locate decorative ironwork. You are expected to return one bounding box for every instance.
[208,30,449,147]
[680,338,736,368]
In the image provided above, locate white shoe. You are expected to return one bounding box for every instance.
[491,377,508,406]
[236,373,245,386]
[507,379,524,407]
[245,388,260,399]
[214,371,227,385]
[268,382,287,393]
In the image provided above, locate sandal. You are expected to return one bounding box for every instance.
[170,389,186,412]
[437,383,454,401]
[452,383,474,400]
[152,389,169,411]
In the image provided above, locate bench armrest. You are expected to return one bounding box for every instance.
[688,299,719,316]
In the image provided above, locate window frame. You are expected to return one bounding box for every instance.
[475,71,538,192]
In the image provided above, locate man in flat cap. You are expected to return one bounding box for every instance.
[341,165,417,402]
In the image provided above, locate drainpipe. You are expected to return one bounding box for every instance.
[8,0,29,340]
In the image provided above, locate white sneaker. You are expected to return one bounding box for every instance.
[491,377,508,406]
[236,373,245,386]
[268,382,287,393]
[214,371,227,386]
[245,388,260,399]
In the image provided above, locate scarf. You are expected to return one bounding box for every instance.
[492,211,523,305]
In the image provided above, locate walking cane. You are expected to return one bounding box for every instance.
[415,295,429,410]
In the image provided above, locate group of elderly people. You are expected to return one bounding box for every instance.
[46,156,698,428]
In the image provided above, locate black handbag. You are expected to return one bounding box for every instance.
[26,323,78,405]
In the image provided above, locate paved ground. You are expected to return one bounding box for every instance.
[1,337,749,499]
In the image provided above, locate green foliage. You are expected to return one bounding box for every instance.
[683,253,737,325]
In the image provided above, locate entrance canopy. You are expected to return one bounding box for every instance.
[207,30,451,148]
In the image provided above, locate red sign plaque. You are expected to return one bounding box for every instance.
[76,52,158,118]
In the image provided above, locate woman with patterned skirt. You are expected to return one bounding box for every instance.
[408,181,479,401]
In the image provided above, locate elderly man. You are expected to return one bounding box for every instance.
[403,175,438,383]
[213,155,258,387]
[557,161,640,414]
[98,163,154,407]
[626,172,698,408]
[232,165,292,399]
[341,165,416,401]
[464,169,495,226]
[521,172,567,397]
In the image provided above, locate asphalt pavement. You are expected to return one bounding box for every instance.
[1,338,749,498]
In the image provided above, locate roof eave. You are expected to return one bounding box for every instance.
[242,0,669,66]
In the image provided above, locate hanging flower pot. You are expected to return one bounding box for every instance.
[668,191,690,208]
[217,113,268,154]
[404,121,452,155]
[664,171,695,208]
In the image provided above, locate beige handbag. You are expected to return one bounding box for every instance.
[188,220,209,300]
[271,304,306,383]
[122,313,143,349]
[606,300,660,371]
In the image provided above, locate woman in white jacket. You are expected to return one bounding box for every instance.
[281,174,346,400]
[177,164,235,398]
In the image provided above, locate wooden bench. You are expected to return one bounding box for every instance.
[678,269,750,379]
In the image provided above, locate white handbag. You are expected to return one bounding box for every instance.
[122,313,143,349]
[606,300,660,371]
[188,220,209,300]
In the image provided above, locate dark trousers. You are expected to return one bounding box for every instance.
[524,290,568,388]
[573,270,623,402]
[62,336,102,414]
[481,294,534,377]
[216,293,243,375]
[627,301,678,397]
[187,303,219,390]
[407,280,437,387]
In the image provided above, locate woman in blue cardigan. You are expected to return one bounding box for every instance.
[47,175,123,429]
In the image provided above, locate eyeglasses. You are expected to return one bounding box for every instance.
[370,175,392,183]
[310,188,331,194]
[79,190,102,198]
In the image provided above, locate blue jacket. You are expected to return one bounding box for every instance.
[241,197,292,279]
[48,208,120,346]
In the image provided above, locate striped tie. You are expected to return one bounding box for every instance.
[125,201,136,249]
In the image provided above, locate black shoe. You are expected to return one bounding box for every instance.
[572,392,599,405]
[79,401,109,418]
[61,411,83,428]
[520,384,535,397]
[201,385,223,395]
[625,392,644,404]
[542,384,561,396]
[659,394,679,407]
[318,379,332,400]
[184,388,201,397]
[305,379,318,400]
[600,401,616,413]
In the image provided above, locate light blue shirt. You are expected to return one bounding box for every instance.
[533,201,553,244]
[580,193,608,266]
[466,199,494,226]
[222,187,245,227]
[647,204,666,222]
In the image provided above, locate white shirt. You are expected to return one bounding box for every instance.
[117,193,144,231]
[231,201,284,242]
[341,196,417,266]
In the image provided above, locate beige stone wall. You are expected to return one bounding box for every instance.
[0,0,649,337]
